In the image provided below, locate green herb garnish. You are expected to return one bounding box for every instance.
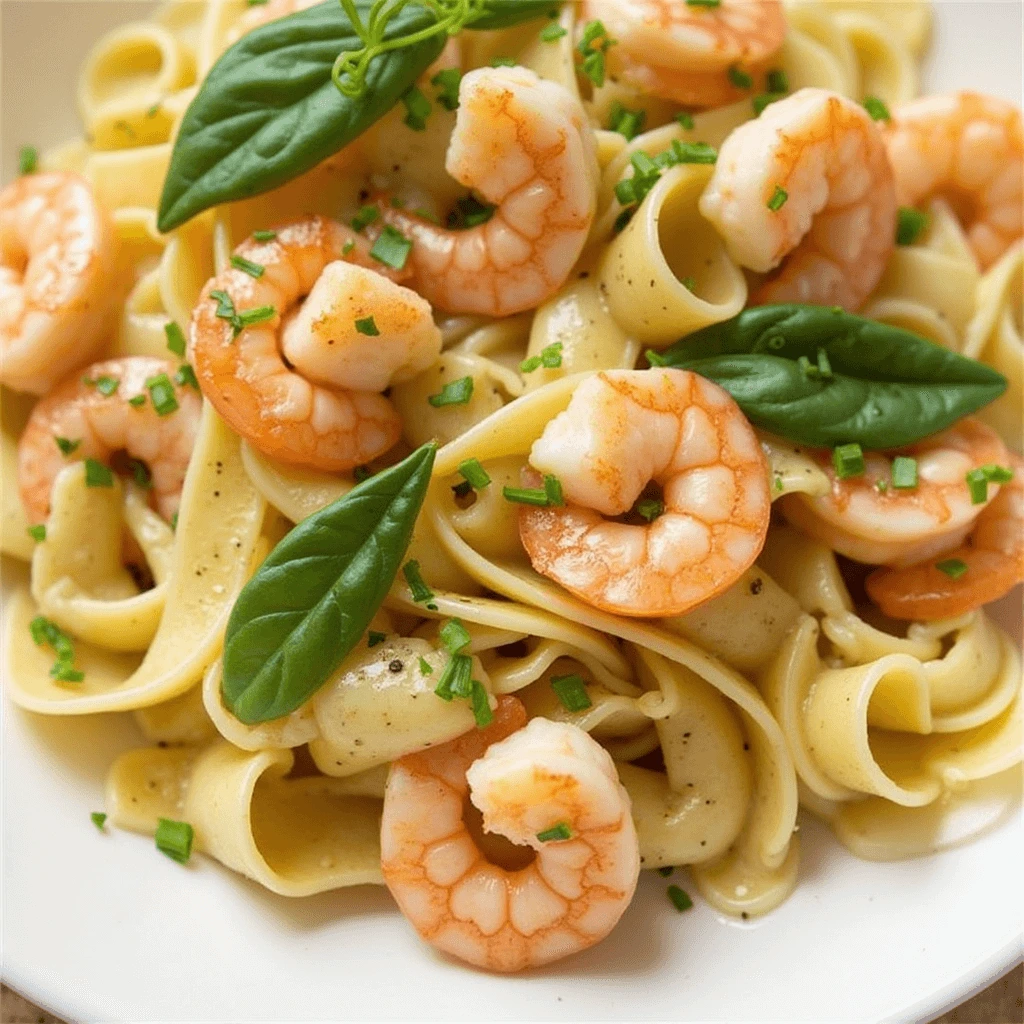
[174,364,199,390]
[84,459,114,488]
[55,436,80,456]
[440,617,471,655]
[165,321,187,356]
[728,65,753,89]
[537,822,572,842]
[370,224,412,269]
[368,630,387,647]
[935,558,968,580]
[231,254,265,278]
[27,524,46,542]
[551,673,592,712]
[403,558,436,608]
[458,458,491,490]
[355,315,379,336]
[668,885,693,911]
[432,67,462,110]
[833,443,865,479]
[91,812,107,830]
[891,456,918,490]
[401,85,432,130]
[428,376,473,407]
[896,207,928,245]
[863,96,891,121]
[608,101,646,141]
[768,185,788,211]
[155,818,194,863]
[540,22,567,41]
[253,229,277,241]
[470,679,493,727]
[19,146,38,174]
[351,204,380,232]
[145,373,179,416]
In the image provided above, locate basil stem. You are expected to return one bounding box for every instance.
[655,305,1007,450]
[221,441,437,724]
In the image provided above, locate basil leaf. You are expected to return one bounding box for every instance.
[657,305,1007,449]
[222,442,437,724]
[470,0,562,30]
[158,0,444,232]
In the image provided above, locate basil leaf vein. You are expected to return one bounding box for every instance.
[656,305,1007,449]
[158,0,444,232]
[221,442,437,724]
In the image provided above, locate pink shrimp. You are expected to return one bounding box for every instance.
[17,356,201,525]
[884,92,1023,269]
[700,88,897,310]
[188,216,441,471]
[381,696,641,972]
[866,453,1024,620]
[1,171,116,395]
[377,65,598,317]
[518,368,771,618]
[584,0,787,108]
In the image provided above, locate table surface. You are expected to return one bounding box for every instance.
[2,965,1021,1023]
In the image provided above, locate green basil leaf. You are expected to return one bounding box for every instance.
[158,0,445,232]
[221,442,437,724]
[470,0,562,30]
[657,304,1007,449]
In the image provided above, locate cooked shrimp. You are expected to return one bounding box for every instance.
[17,356,201,525]
[699,88,897,310]
[189,216,440,471]
[1,171,115,395]
[780,418,1012,567]
[518,369,771,618]
[866,453,1024,620]
[884,92,1023,269]
[586,0,786,108]
[378,66,598,317]
[381,696,640,972]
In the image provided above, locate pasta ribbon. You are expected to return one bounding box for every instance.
[106,741,384,894]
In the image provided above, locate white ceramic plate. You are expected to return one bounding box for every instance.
[2,3,1022,1021]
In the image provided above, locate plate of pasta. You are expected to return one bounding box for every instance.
[2,0,1022,1020]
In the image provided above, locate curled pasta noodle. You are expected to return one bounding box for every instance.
[598,165,748,343]
[106,741,384,893]
[963,241,1023,449]
[5,406,265,714]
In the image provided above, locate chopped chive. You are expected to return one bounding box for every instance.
[541,342,563,368]
[30,615,74,660]
[502,486,550,506]
[19,145,38,174]
[458,458,491,490]
[210,288,236,321]
[368,630,387,647]
[154,818,194,863]
[128,459,152,489]
[614,178,638,207]
[671,140,718,164]
[353,465,371,483]
[613,208,635,233]
[833,443,865,479]
[434,652,472,701]
[27,524,46,542]
[146,102,161,117]
[658,865,674,877]
[403,560,435,605]
[537,822,572,842]
[370,224,412,270]
[428,376,473,407]
[92,376,119,396]
[896,206,928,245]
[390,197,406,209]
[551,673,592,712]
[965,468,989,504]
[540,22,567,41]
[981,464,1015,483]
[51,662,84,683]
[543,474,564,506]
[55,436,80,456]
[174,364,199,391]
[401,85,432,130]
[490,56,516,67]
[230,254,265,279]
[668,885,693,911]
[766,69,789,93]
[164,321,186,356]
[170,512,178,531]
[676,112,695,130]
[440,618,472,655]
[418,656,433,675]
[237,305,276,329]
[351,204,380,232]
[342,240,355,256]
[355,315,379,336]
[145,373,179,417]
[646,349,667,367]
[247,0,268,5]
[686,0,721,6]
[767,185,788,211]
[862,96,891,121]
[753,91,786,116]
[578,20,613,88]
[91,811,107,830]
[431,67,462,110]
[728,65,753,89]
[876,479,889,493]
[253,229,277,241]
[636,498,664,522]
[448,195,496,229]
[891,456,918,490]
[84,458,113,488]
[608,101,646,141]
[682,277,696,292]
[935,558,968,580]
[470,680,493,728]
